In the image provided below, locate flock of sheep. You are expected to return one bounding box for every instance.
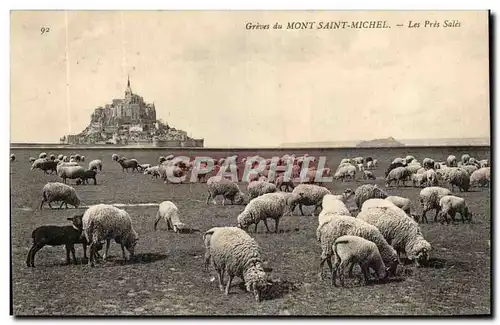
[12,150,490,302]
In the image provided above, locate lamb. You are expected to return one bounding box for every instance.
[425,169,438,187]
[82,204,139,267]
[357,203,432,267]
[418,186,452,223]
[444,168,470,192]
[116,157,140,172]
[31,159,58,174]
[144,166,161,179]
[385,195,414,215]
[203,227,270,301]
[40,182,81,209]
[411,173,426,187]
[77,169,97,185]
[153,201,185,232]
[237,192,290,233]
[247,180,277,200]
[437,195,472,224]
[26,214,101,267]
[288,184,331,216]
[385,167,412,187]
[354,184,388,209]
[57,165,86,184]
[334,165,356,182]
[88,159,102,172]
[112,154,120,162]
[137,163,152,172]
[206,176,245,205]
[362,170,376,180]
[469,167,491,187]
[447,155,458,167]
[332,235,388,286]
[316,215,400,279]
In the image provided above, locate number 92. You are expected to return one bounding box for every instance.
[41,27,50,34]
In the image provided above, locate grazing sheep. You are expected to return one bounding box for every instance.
[385,162,407,177]
[203,227,270,301]
[112,154,119,162]
[405,156,415,164]
[247,180,277,200]
[40,182,80,209]
[354,184,388,209]
[117,157,140,172]
[144,166,161,179]
[137,163,152,172]
[288,184,332,216]
[340,158,351,165]
[362,170,376,180]
[357,163,365,172]
[57,154,64,161]
[31,159,58,174]
[357,204,432,267]
[74,154,82,162]
[352,157,364,165]
[385,167,412,187]
[447,155,457,167]
[411,173,426,188]
[385,196,413,215]
[39,152,47,159]
[26,214,100,267]
[469,167,491,187]
[77,169,97,185]
[418,186,452,223]
[444,168,470,192]
[437,195,472,224]
[332,235,388,286]
[317,215,399,279]
[274,174,295,192]
[391,157,405,165]
[422,158,435,170]
[62,156,69,162]
[29,157,36,163]
[57,165,85,184]
[206,176,245,205]
[88,159,102,172]
[154,201,185,232]
[425,169,438,187]
[237,192,290,233]
[317,190,355,230]
[406,162,422,174]
[49,154,56,161]
[334,165,356,182]
[366,161,375,170]
[82,204,139,267]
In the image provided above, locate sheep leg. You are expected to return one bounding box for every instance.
[225,275,233,295]
[254,221,259,233]
[65,245,71,265]
[206,192,212,205]
[222,197,226,206]
[274,218,280,234]
[103,239,111,260]
[83,244,88,260]
[338,260,349,287]
[153,212,163,231]
[120,244,127,262]
[59,201,65,209]
[263,219,271,233]
[70,245,77,265]
[299,204,305,216]
[318,253,330,280]
[39,199,45,210]
[26,244,43,267]
[204,252,211,273]
[217,269,225,292]
[166,218,173,231]
[89,243,97,267]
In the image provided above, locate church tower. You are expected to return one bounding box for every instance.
[125,75,133,102]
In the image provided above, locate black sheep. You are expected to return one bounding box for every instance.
[117,157,139,172]
[384,162,407,177]
[26,214,102,267]
[78,169,97,185]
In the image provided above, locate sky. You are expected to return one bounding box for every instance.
[10,10,490,147]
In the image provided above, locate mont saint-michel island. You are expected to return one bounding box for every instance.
[60,77,204,148]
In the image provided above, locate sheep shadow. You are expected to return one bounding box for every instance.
[237,279,302,301]
[96,252,168,266]
[402,257,446,269]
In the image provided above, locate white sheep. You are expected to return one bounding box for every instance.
[461,154,471,164]
[153,201,184,232]
[366,161,375,170]
[88,159,102,172]
[479,159,489,168]
[237,192,290,233]
[385,167,412,187]
[357,163,365,172]
[82,204,139,267]
[362,170,376,180]
[144,166,161,179]
[39,152,47,159]
[57,165,85,184]
[316,215,400,280]
[438,195,472,224]
[357,203,432,267]
[206,176,245,206]
[469,167,490,187]
[288,184,331,216]
[247,180,277,200]
[203,227,270,301]
[318,189,355,226]
[39,182,81,209]
[57,154,64,161]
[332,235,388,286]
[354,184,388,209]
[418,186,452,223]
[425,169,438,187]
[422,158,435,170]
[334,165,356,182]
[112,153,120,161]
[385,195,413,216]
[391,157,405,165]
[443,168,470,192]
[462,165,478,176]
[411,173,426,187]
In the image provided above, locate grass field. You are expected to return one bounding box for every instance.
[10,147,491,316]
